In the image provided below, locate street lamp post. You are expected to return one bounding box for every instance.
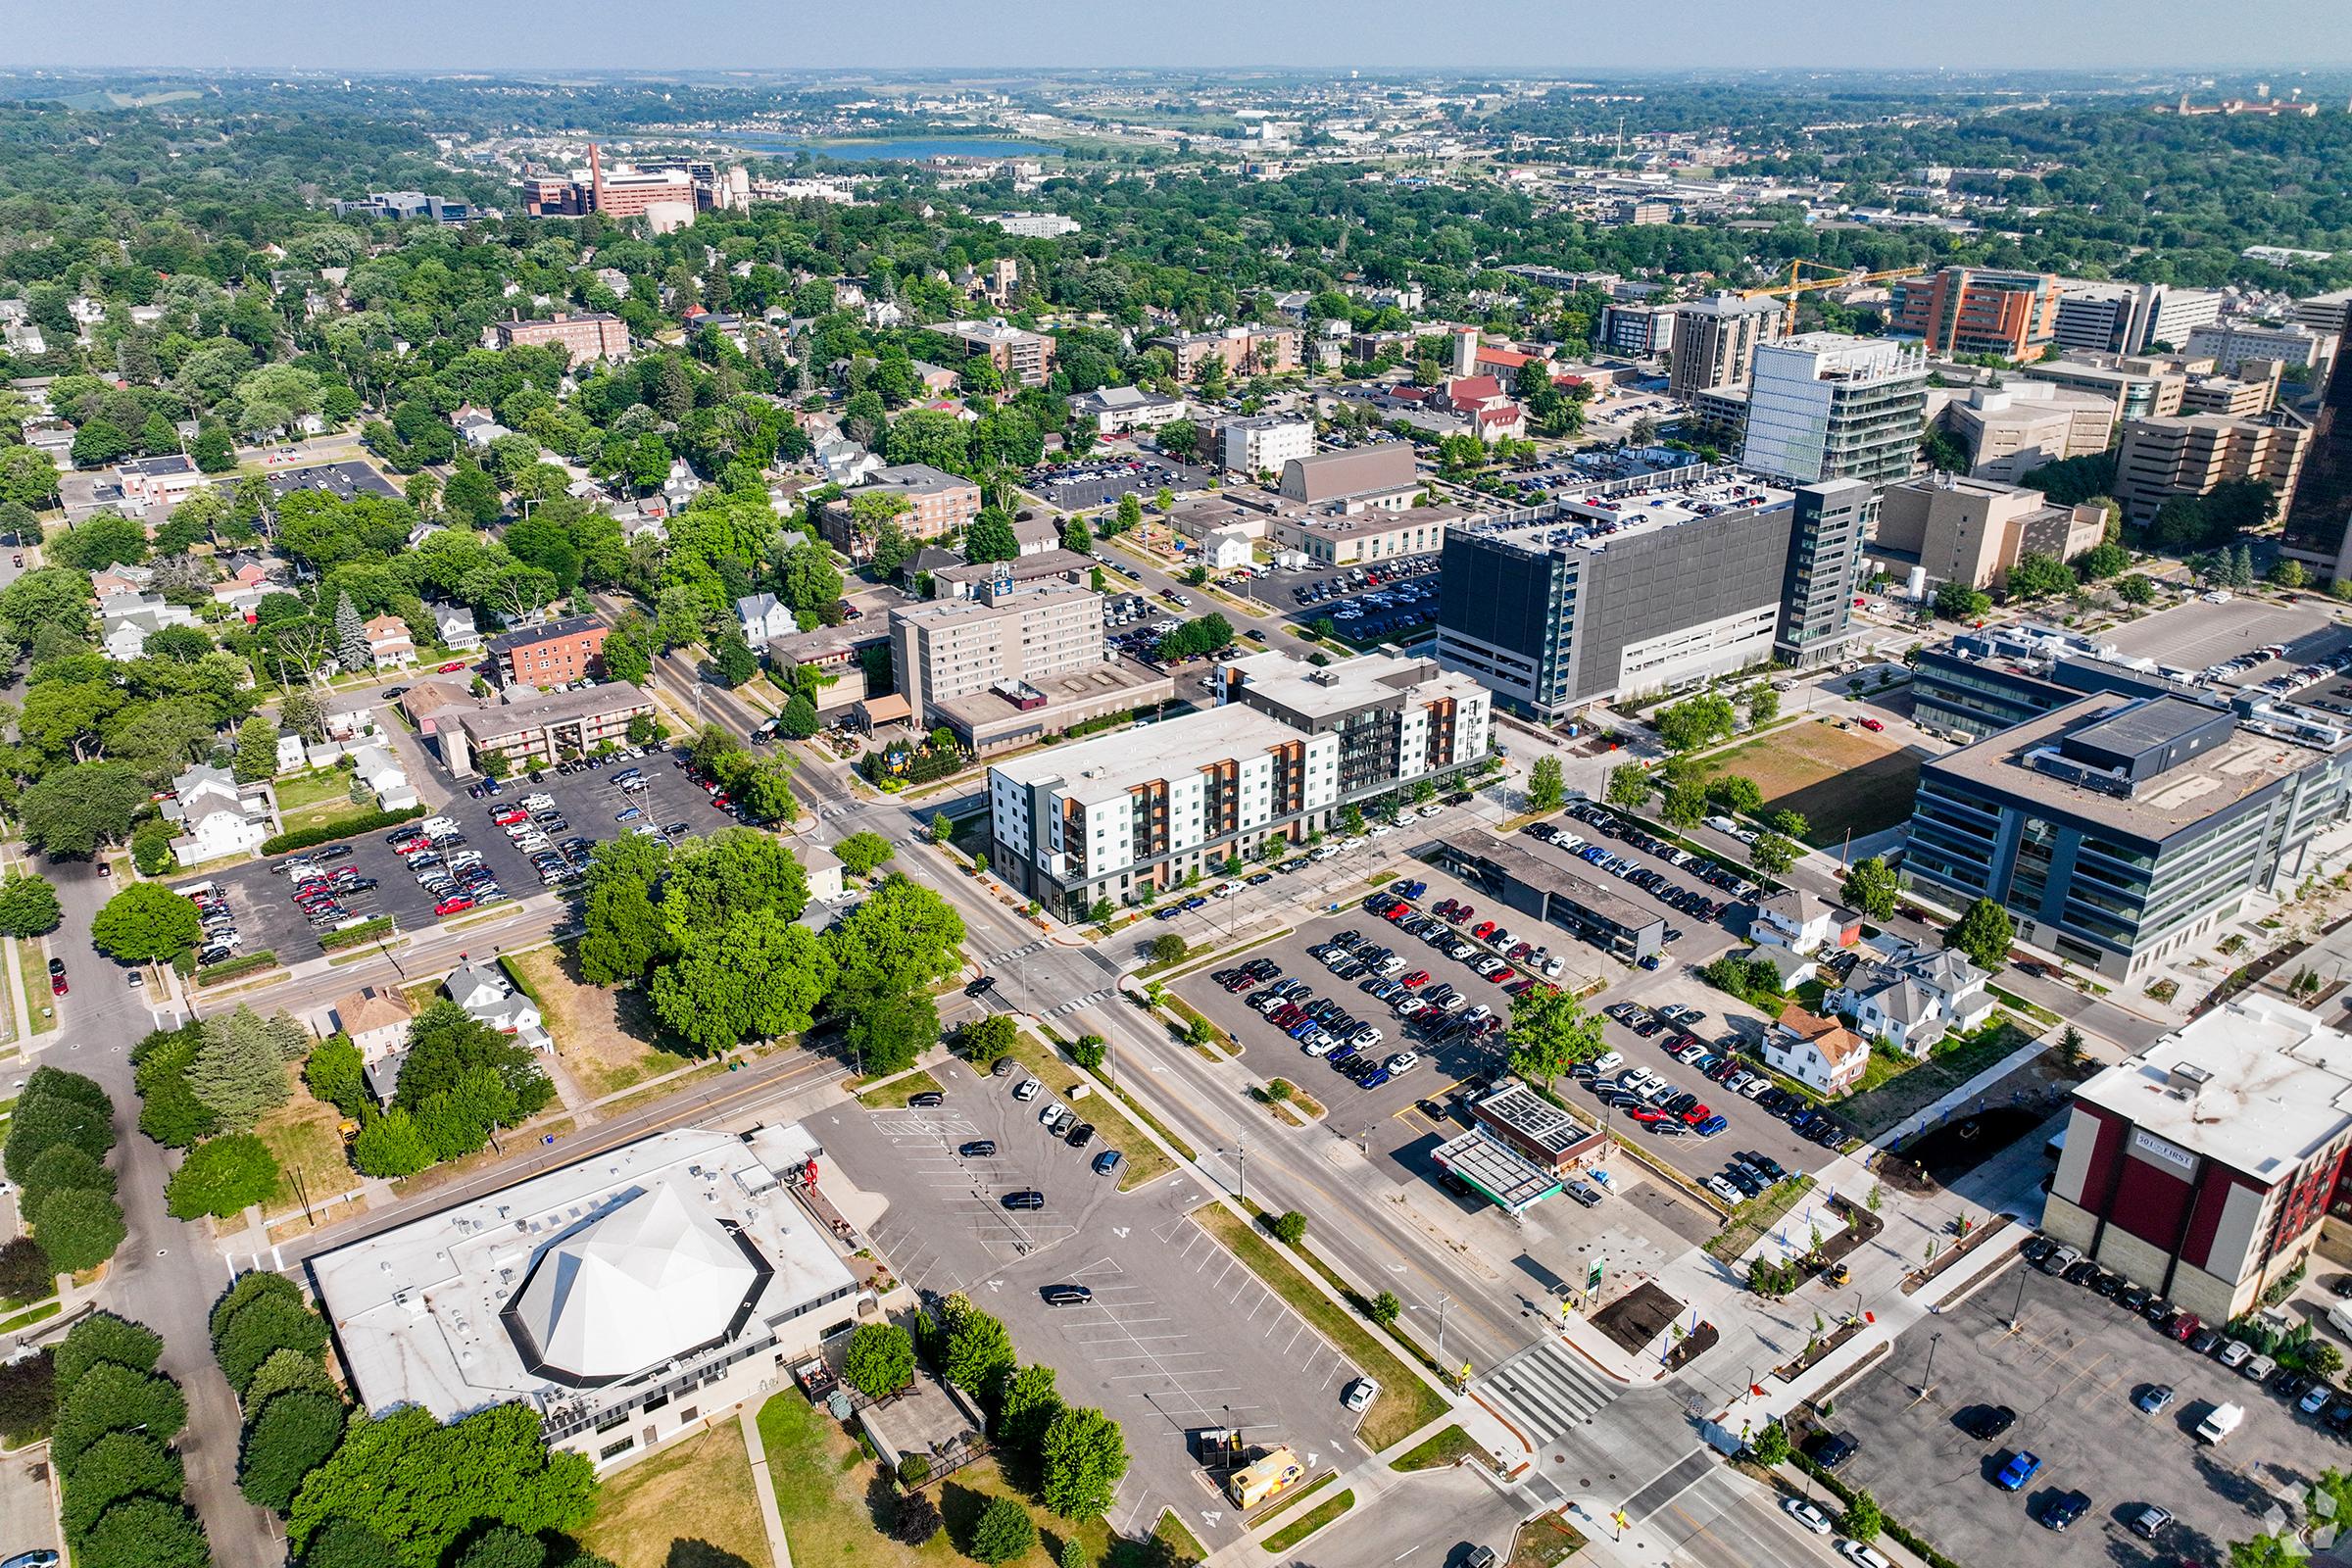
[1917,1330,1942,1401]
[2009,1267,2029,1332]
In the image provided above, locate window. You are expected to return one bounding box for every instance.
[600,1437,635,1460]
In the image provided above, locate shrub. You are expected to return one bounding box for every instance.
[971,1497,1037,1565]
[196,952,280,987]
[259,806,425,858]
[896,1451,931,1486]
[1268,1210,1307,1246]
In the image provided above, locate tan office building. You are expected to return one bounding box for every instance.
[1873,474,2107,591]
[1944,384,2116,484]
[2113,413,2311,526]
[1270,504,1463,566]
[1669,293,1785,400]
[891,582,1105,727]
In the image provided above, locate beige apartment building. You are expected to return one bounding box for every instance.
[1155,325,1303,379]
[892,581,1103,720]
[486,313,631,366]
[2113,413,2311,526]
[1669,293,1785,401]
[938,318,1056,387]
[1872,474,2107,591]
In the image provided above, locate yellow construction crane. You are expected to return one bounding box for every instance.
[1738,260,1928,334]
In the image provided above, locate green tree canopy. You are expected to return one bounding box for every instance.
[842,1321,915,1399]
[1040,1405,1130,1521]
[90,884,202,963]
[1946,897,2015,971]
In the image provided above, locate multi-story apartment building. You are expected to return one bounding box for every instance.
[488,615,612,689]
[2185,320,2338,380]
[2280,348,2352,580]
[487,313,631,366]
[985,213,1081,238]
[1890,268,2061,359]
[2052,281,2222,356]
[1434,466,1870,717]
[1598,302,1677,361]
[987,650,1490,918]
[1740,333,1928,489]
[1218,416,1316,477]
[1871,474,2107,592]
[446,682,655,775]
[937,318,1055,387]
[1942,383,2118,484]
[890,582,1104,733]
[2112,412,2311,527]
[2292,287,2352,339]
[1905,691,2352,980]
[1156,325,1303,379]
[816,465,984,559]
[1667,294,1784,400]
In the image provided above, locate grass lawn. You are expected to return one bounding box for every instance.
[1262,1489,1353,1552]
[754,1392,1127,1568]
[273,767,376,839]
[508,946,683,1100]
[1698,719,1921,848]
[1192,1205,1448,1449]
[1151,1508,1205,1566]
[1506,1510,1589,1568]
[578,1422,773,1568]
[1391,1423,1488,1473]
[1702,1175,1817,1264]
[1003,1031,1177,1191]
[15,941,51,1036]
[1833,1017,2041,1139]
[858,1069,946,1109]
[253,1072,351,1219]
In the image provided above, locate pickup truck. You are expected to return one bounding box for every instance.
[2195,1401,2243,1445]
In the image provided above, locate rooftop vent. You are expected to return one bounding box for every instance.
[2167,1061,2214,1093]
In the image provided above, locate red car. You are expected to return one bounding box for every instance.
[1399,970,1428,988]
[491,808,528,826]
[438,661,469,673]
[1448,905,1473,925]
[50,973,67,996]
[710,794,731,809]
[1627,1107,1667,1123]
[1471,920,1497,941]
[1491,966,1516,985]
[433,895,475,916]
[1858,717,1886,732]
[1679,1103,1712,1125]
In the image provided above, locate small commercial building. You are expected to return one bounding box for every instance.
[1278,443,1419,508]
[1431,1127,1563,1216]
[1432,832,1665,964]
[1469,1083,1608,1175]
[2042,996,2352,1324]
[1269,504,1462,567]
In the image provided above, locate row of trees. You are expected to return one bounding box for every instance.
[3,1066,125,1276]
[302,1000,556,1180]
[49,1310,212,1568]
[132,1009,305,1220]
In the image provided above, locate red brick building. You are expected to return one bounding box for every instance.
[489,615,612,689]
[487,313,631,366]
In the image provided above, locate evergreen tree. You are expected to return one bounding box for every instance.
[332,592,369,675]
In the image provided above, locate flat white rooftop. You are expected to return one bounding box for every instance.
[991,702,1300,806]
[2074,996,2352,1184]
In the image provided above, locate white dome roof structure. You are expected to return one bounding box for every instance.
[506,1183,767,1384]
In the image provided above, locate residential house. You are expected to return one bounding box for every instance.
[99,591,199,661]
[736,593,797,646]
[453,405,508,449]
[364,614,417,669]
[332,986,416,1101]
[1824,942,1994,1056]
[803,842,847,903]
[1010,514,1061,558]
[160,763,280,867]
[1748,888,1857,955]
[431,604,482,654]
[89,561,156,598]
[1760,1004,1870,1095]
[348,743,418,811]
[444,961,551,1054]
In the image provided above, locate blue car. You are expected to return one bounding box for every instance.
[1288,1018,1319,1040]
[1694,1114,1729,1137]
[1359,1067,1391,1089]
[1995,1451,2041,1492]
[1328,1046,1357,1066]
[1182,896,1208,911]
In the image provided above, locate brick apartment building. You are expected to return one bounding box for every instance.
[1890,268,2061,360]
[817,465,984,560]
[489,615,612,688]
[1155,325,1303,379]
[487,313,632,366]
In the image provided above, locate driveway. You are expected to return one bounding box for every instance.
[813,1057,1376,1551]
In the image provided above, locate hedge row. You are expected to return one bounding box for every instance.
[260,805,425,858]
[317,917,395,954]
[195,952,279,988]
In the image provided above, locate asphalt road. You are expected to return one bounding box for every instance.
[40,858,284,1568]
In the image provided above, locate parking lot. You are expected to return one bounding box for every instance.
[1828,1256,2327,1568]
[814,1059,1373,1549]
[175,752,719,959]
[1028,455,1214,513]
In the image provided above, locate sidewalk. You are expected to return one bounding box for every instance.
[739,1404,794,1568]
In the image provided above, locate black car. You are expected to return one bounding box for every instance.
[1806,1431,1858,1469]
[958,1140,998,1158]
[2063,1258,2102,1286]
[1066,1122,1096,1150]
[1960,1404,2017,1442]
[1001,1191,1045,1210]
[1042,1285,1094,1306]
[2040,1492,2090,1532]
[908,1091,946,1108]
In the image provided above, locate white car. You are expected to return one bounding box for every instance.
[1342,1377,1379,1414]
[1705,1176,1742,1203]
[1784,1499,1833,1535]
[1418,804,1445,818]
[1836,1542,1890,1568]
[1013,1079,1042,1102]
[1738,1077,1771,1100]
[1541,956,1566,980]
[1302,1037,1337,1057]
[1385,1052,1420,1075]
[1367,823,1396,838]
[1591,1052,1624,1074]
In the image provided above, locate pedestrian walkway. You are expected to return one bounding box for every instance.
[1469,1336,1621,1451]
[738,1403,793,1568]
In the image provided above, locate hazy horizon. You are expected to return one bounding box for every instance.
[7,0,2352,75]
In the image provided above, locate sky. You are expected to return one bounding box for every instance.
[8,0,2352,74]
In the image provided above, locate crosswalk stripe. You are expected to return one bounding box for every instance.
[1473,1338,1619,1445]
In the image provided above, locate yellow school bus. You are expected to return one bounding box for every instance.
[1227,1446,1305,1508]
